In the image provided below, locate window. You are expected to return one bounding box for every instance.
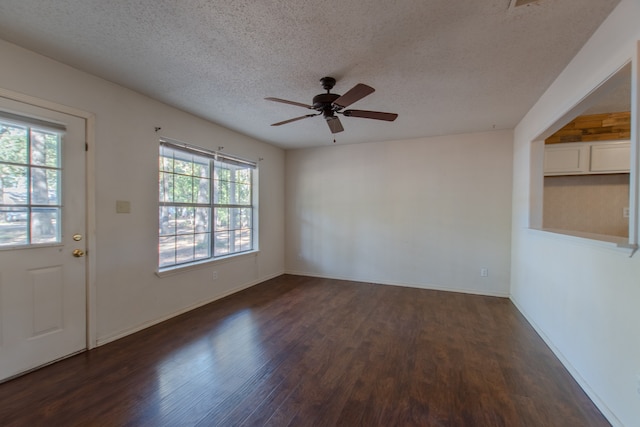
[158,139,256,269]
[0,114,63,247]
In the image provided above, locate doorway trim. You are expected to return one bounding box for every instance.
[0,87,97,349]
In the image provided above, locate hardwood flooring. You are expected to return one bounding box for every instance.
[0,275,609,426]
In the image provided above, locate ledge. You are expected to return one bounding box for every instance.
[528,228,638,257]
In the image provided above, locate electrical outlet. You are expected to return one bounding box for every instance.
[623,207,630,218]
[212,271,218,280]
[480,268,489,277]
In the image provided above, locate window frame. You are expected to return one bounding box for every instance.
[158,138,257,271]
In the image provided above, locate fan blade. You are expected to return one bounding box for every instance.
[265,97,313,109]
[342,109,398,121]
[326,117,344,134]
[271,114,317,126]
[333,84,375,108]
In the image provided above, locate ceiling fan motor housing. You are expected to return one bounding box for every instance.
[312,93,341,113]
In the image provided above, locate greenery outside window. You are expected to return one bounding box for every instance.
[159,139,256,269]
[0,114,63,247]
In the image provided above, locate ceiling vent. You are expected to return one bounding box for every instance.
[509,0,541,9]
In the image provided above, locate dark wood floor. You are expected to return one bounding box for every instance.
[0,275,609,426]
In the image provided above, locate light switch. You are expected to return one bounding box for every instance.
[116,200,131,214]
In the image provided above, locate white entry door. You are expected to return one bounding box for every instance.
[0,96,86,382]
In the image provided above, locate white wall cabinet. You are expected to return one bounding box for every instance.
[544,140,630,175]
[544,144,590,175]
[590,142,631,173]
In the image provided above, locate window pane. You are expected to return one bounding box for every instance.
[159,172,174,202]
[241,208,252,229]
[214,231,230,256]
[236,168,251,184]
[3,207,28,222]
[46,170,60,205]
[174,158,193,176]
[216,166,231,181]
[230,208,242,230]
[214,179,230,204]
[176,235,194,264]
[235,183,251,205]
[176,207,195,235]
[195,161,210,178]
[29,170,46,204]
[30,130,59,168]
[159,206,176,236]
[193,176,210,203]
[0,124,28,164]
[31,207,60,244]
[240,229,252,252]
[215,207,229,231]
[194,207,210,233]
[233,230,243,252]
[195,232,211,259]
[174,174,193,203]
[159,151,174,172]
[0,207,28,246]
[30,168,59,205]
[159,236,176,267]
[1,164,28,203]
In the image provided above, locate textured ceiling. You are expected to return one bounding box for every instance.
[0,0,621,149]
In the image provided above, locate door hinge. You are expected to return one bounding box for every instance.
[85,142,88,151]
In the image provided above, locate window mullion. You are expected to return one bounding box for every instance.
[26,126,32,244]
[209,157,215,258]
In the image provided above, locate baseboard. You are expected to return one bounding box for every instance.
[509,297,623,427]
[96,271,284,347]
[284,270,510,298]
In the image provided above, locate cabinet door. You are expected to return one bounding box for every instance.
[590,142,630,173]
[544,144,590,175]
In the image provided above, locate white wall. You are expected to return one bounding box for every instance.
[0,39,285,345]
[512,1,640,426]
[285,130,513,296]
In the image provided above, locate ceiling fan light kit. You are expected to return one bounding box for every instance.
[266,76,398,135]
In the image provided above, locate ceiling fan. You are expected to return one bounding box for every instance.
[265,77,398,134]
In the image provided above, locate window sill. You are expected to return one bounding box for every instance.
[156,250,259,278]
[528,228,638,257]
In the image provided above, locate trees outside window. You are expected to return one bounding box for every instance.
[159,142,255,269]
[0,120,61,247]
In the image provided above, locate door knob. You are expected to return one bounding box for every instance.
[72,249,85,257]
